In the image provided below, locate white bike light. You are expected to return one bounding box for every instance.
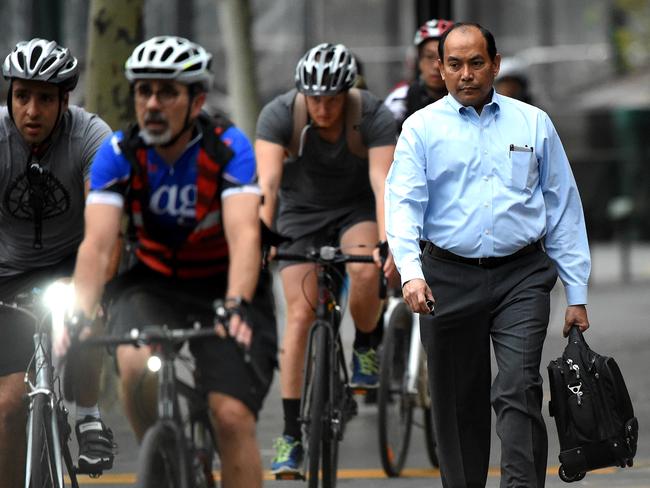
[43,281,75,340]
[147,355,162,373]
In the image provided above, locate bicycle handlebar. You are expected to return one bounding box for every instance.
[274,244,388,299]
[80,323,217,348]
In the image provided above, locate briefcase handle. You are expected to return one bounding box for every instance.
[568,325,589,347]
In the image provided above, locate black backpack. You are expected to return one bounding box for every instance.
[547,326,638,482]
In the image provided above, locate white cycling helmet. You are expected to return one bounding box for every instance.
[2,38,79,91]
[125,36,213,91]
[295,43,357,96]
[496,57,527,81]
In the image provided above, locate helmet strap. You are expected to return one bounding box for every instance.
[159,84,200,149]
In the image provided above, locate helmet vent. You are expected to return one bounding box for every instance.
[40,57,56,74]
[30,47,43,70]
[161,47,174,62]
[16,52,25,69]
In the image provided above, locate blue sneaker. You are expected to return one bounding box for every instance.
[271,435,303,475]
[350,347,379,389]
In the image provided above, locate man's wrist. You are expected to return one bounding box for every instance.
[224,296,251,322]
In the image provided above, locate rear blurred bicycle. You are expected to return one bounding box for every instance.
[377,292,439,476]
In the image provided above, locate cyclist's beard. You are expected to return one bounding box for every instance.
[139,111,172,146]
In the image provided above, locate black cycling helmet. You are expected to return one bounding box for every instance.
[295,43,357,96]
[2,38,79,92]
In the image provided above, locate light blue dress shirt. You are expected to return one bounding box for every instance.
[385,92,591,305]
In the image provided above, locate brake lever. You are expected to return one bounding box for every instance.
[378,240,389,299]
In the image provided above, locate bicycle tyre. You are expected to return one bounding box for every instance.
[27,394,62,488]
[321,338,347,488]
[377,301,414,477]
[306,325,329,488]
[137,421,191,488]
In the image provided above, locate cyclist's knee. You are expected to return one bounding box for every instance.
[116,346,151,384]
[347,262,379,287]
[285,305,315,333]
[209,394,255,439]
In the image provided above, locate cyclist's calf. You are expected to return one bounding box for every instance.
[115,346,157,441]
[209,392,263,488]
[347,263,383,332]
[0,373,28,488]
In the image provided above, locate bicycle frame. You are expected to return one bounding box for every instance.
[383,296,424,398]
[25,329,65,487]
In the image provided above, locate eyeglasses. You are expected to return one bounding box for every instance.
[134,83,181,106]
[421,54,440,63]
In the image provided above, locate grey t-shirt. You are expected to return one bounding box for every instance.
[0,105,112,276]
[256,89,396,214]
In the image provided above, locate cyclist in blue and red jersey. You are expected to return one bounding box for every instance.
[60,36,277,488]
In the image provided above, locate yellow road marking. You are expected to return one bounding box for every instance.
[66,465,630,484]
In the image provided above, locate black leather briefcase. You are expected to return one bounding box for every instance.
[547,327,638,482]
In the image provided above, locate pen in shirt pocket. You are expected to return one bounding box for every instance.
[509,144,533,152]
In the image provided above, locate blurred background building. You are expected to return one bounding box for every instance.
[0,0,648,242]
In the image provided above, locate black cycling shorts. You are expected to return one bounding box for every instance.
[105,263,277,417]
[0,255,76,376]
[276,203,376,271]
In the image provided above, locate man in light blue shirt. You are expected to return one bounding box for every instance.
[385,23,590,488]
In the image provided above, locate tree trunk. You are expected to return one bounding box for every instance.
[85,0,144,130]
[217,0,259,139]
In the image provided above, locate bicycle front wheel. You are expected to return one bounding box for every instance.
[377,301,414,477]
[305,325,329,488]
[137,421,192,488]
[27,394,62,488]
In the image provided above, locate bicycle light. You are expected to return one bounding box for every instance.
[43,281,75,340]
[147,355,162,373]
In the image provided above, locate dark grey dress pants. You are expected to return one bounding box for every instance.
[420,249,558,488]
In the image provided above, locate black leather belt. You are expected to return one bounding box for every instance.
[423,241,542,268]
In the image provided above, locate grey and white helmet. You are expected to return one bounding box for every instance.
[295,43,357,96]
[2,38,79,91]
[125,36,213,92]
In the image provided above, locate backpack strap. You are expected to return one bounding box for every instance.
[288,92,308,158]
[117,124,148,244]
[345,88,367,159]
[288,88,367,160]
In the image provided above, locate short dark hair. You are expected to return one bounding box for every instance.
[438,22,497,62]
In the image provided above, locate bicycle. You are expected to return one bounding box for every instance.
[74,304,262,488]
[0,285,80,488]
[377,292,439,476]
[274,243,387,488]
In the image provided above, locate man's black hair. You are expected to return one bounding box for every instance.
[438,22,497,62]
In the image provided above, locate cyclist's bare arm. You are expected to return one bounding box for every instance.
[255,139,285,228]
[73,203,123,318]
[83,179,122,280]
[222,192,261,347]
[368,144,397,279]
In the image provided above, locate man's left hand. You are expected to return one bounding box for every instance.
[563,304,589,337]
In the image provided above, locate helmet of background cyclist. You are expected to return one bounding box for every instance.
[295,43,357,96]
[413,19,455,48]
[496,56,528,83]
[124,36,213,92]
[2,38,79,92]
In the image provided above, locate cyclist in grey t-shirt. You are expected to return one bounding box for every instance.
[256,43,397,475]
[0,39,114,484]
